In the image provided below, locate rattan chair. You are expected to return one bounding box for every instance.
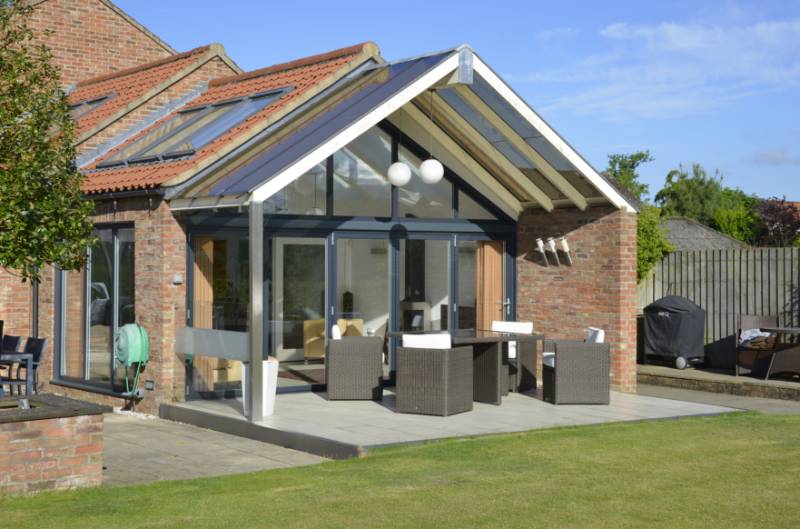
[736,314,800,380]
[396,334,473,416]
[542,339,610,405]
[325,336,383,400]
[6,338,47,395]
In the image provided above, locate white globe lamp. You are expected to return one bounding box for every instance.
[387,161,412,187]
[419,158,444,184]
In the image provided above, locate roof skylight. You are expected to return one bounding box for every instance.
[97,88,290,168]
[69,94,113,120]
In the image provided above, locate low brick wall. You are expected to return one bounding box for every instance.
[0,397,105,496]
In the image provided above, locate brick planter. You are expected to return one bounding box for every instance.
[0,395,108,496]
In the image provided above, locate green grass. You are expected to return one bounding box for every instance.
[3,412,800,529]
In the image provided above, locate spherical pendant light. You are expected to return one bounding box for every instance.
[388,161,412,187]
[419,158,444,184]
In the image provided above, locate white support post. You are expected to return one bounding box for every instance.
[247,199,265,421]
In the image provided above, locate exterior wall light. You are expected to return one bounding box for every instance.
[535,237,548,266]
[546,237,561,265]
[388,161,411,187]
[559,236,573,265]
[419,158,444,184]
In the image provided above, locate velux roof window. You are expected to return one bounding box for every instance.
[97,88,290,168]
[69,93,114,119]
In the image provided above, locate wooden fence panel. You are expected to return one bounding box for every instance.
[638,248,800,368]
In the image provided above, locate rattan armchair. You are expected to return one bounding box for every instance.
[325,336,383,400]
[542,339,610,405]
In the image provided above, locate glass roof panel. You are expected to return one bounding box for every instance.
[470,75,576,172]
[69,95,111,120]
[99,109,201,166]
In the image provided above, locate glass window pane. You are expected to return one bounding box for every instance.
[458,190,497,220]
[61,268,86,379]
[336,238,389,340]
[102,110,201,164]
[397,146,452,219]
[399,239,449,331]
[457,240,477,329]
[88,229,114,383]
[333,127,391,217]
[135,104,233,157]
[112,228,136,389]
[265,162,327,215]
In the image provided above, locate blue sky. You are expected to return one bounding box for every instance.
[118,0,800,200]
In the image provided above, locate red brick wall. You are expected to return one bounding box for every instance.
[0,414,103,495]
[28,0,173,86]
[38,197,188,413]
[516,206,638,392]
[0,271,32,340]
[78,55,236,154]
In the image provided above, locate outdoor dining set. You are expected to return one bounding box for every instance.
[325,320,611,416]
[0,320,46,398]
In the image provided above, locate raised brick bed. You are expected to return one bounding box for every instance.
[0,395,108,496]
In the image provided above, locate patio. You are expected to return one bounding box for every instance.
[161,389,734,459]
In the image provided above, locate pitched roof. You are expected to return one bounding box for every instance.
[661,217,748,250]
[69,43,239,142]
[82,42,379,195]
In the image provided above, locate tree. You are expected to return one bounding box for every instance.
[754,197,800,247]
[637,204,674,281]
[0,2,94,282]
[654,163,726,225]
[606,151,652,202]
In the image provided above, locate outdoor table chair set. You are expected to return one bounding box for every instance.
[324,319,612,416]
[0,320,46,398]
[736,314,800,380]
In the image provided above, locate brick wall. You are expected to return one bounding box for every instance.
[0,414,103,495]
[0,271,32,340]
[516,206,638,392]
[78,55,236,154]
[38,197,188,414]
[28,0,173,86]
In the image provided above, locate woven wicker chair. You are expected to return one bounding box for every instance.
[542,339,610,405]
[325,336,383,401]
[396,334,473,416]
[736,314,800,380]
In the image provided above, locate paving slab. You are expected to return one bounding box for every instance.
[102,413,326,486]
[637,384,800,415]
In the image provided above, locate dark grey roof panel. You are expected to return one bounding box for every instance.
[661,217,748,250]
[210,52,453,196]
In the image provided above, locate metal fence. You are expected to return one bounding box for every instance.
[638,248,800,367]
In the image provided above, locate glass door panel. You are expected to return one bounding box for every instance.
[269,237,327,388]
[398,239,450,332]
[112,228,136,389]
[88,229,114,383]
[456,239,478,329]
[336,237,390,341]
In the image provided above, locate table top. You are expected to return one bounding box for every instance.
[389,329,543,344]
[0,352,32,360]
[762,327,800,335]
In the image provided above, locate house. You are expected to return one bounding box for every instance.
[1,0,639,420]
[660,217,747,251]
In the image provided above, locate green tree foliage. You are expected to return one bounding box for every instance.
[0,2,94,282]
[637,204,674,281]
[606,151,653,202]
[605,152,673,280]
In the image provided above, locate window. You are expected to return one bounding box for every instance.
[98,89,289,168]
[397,145,452,218]
[333,127,392,217]
[69,94,113,120]
[265,162,327,215]
[458,190,497,220]
[58,225,135,391]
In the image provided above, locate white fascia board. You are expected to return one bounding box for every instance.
[471,57,637,213]
[250,54,461,203]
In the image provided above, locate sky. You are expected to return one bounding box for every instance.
[117,0,800,201]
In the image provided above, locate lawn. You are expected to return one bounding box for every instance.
[2,412,800,529]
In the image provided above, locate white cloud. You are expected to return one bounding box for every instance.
[751,149,800,166]
[508,18,800,120]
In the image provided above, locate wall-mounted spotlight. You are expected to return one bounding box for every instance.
[559,236,573,265]
[535,238,548,266]
[546,237,561,266]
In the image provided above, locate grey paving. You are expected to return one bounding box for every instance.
[637,384,800,415]
[102,413,326,486]
[174,389,735,450]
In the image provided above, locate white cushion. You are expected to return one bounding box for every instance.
[542,352,555,368]
[330,325,342,340]
[402,333,451,349]
[585,327,605,343]
[491,320,534,334]
[739,328,771,346]
[507,341,517,359]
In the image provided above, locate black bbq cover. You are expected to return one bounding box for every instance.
[643,296,705,360]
